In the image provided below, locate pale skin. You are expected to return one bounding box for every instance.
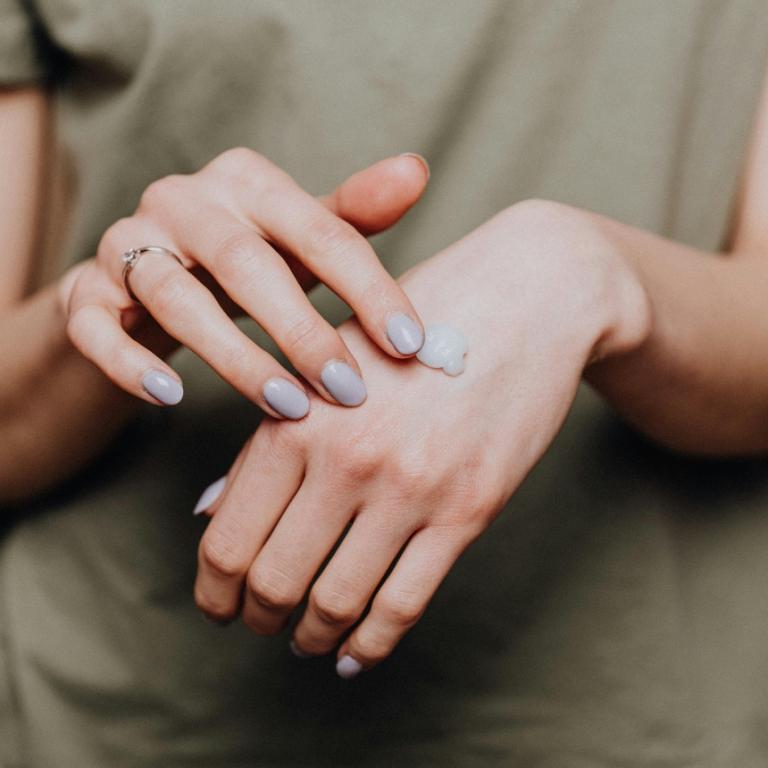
[4,66,768,675]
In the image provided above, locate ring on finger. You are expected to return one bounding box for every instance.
[121,245,183,305]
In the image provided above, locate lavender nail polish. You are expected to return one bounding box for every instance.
[142,369,184,405]
[386,313,424,355]
[263,378,310,419]
[321,361,367,406]
[336,655,363,679]
[193,476,226,516]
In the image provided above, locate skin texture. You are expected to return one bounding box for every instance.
[5,67,768,672]
[60,148,429,416]
[194,69,768,673]
[194,201,649,673]
[0,87,429,502]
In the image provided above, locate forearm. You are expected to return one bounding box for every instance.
[0,284,139,503]
[585,210,768,455]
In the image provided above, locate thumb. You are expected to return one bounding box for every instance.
[286,153,429,290]
[321,153,430,236]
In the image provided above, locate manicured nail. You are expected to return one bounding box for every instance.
[336,655,363,679]
[263,378,310,419]
[320,361,367,406]
[400,152,430,181]
[289,639,313,659]
[386,313,424,355]
[142,369,184,405]
[193,476,226,516]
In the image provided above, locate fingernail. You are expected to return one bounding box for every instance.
[289,639,313,659]
[263,378,310,419]
[142,369,184,405]
[386,313,424,355]
[336,655,363,679]
[320,361,367,406]
[193,476,226,516]
[400,152,430,181]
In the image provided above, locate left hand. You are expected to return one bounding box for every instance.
[192,200,650,675]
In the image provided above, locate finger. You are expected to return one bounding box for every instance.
[172,216,367,408]
[291,505,417,656]
[194,426,305,623]
[241,474,355,636]
[125,246,311,418]
[66,265,184,406]
[333,526,471,678]
[68,300,185,406]
[191,434,254,518]
[320,153,430,237]
[288,153,431,291]
[229,154,426,358]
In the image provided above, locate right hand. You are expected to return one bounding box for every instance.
[58,150,429,417]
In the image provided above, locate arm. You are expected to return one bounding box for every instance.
[586,69,768,455]
[0,88,137,502]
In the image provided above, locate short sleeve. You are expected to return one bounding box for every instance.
[0,0,51,85]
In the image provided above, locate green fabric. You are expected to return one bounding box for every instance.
[0,0,49,84]
[3,1,768,766]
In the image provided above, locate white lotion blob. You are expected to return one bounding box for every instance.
[416,324,468,376]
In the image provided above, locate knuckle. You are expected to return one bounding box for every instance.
[142,269,190,314]
[216,339,252,381]
[501,197,564,225]
[376,591,424,627]
[98,217,136,259]
[384,451,432,496]
[307,215,359,262]
[199,531,249,579]
[65,304,92,344]
[354,635,393,664]
[210,230,263,282]
[309,588,359,627]
[338,437,382,483]
[282,313,325,356]
[213,147,267,179]
[138,174,188,213]
[247,565,299,611]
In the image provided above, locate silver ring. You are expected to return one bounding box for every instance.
[121,246,183,305]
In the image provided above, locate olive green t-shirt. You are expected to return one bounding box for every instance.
[2,1,768,766]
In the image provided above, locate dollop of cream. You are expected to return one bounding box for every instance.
[416,324,468,376]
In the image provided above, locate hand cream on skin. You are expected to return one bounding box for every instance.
[416,324,468,376]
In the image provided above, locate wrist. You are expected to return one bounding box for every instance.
[401,199,653,374]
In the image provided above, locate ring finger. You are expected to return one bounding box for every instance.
[114,238,311,417]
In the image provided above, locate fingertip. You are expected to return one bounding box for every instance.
[320,360,367,407]
[328,154,429,234]
[336,654,364,679]
[263,377,311,420]
[141,368,184,405]
[193,476,227,516]
[398,152,430,183]
[386,312,425,356]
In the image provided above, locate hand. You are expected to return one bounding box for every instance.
[193,200,651,675]
[58,150,429,417]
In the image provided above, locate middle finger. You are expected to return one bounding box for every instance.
[174,212,369,407]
